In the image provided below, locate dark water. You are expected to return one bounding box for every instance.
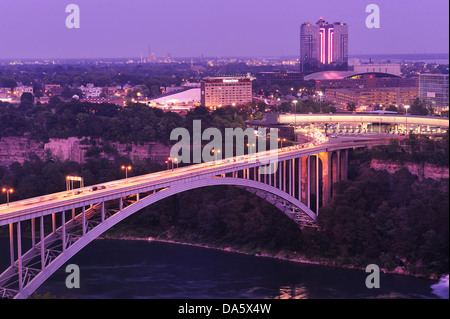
[1,238,446,299]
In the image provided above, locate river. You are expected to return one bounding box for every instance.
[1,238,446,299]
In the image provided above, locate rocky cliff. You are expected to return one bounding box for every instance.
[0,137,45,166]
[0,137,172,167]
[370,159,449,180]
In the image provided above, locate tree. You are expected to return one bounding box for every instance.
[385,105,399,112]
[409,98,429,115]
[20,92,34,104]
[256,101,267,113]
[2,78,17,90]
[346,102,357,112]
[278,102,292,113]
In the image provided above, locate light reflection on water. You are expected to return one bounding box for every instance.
[274,285,308,299]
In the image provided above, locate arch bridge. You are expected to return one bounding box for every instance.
[0,135,397,299]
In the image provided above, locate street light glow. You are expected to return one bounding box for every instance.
[2,187,14,206]
[121,165,132,181]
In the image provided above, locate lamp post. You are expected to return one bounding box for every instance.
[278,138,286,148]
[212,149,221,162]
[404,105,410,134]
[2,187,13,206]
[173,157,179,169]
[246,143,256,155]
[317,92,323,113]
[292,100,298,142]
[167,157,174,170]
[121,165,132,182]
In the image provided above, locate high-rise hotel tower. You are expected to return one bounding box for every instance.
[300,18,348,74]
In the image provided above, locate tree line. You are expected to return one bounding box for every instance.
[0,100,254,144]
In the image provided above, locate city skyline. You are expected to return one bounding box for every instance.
[0,0,448,59]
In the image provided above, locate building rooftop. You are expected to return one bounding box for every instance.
[305,71,400,81]
[148,88,200,105]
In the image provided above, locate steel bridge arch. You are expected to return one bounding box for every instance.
[9,177,316,299]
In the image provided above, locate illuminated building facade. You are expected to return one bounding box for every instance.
[419,73,449,113]
[200,77,252,108]
[325,87,418,109]
[256,71,304,86]
[300,18,348,74]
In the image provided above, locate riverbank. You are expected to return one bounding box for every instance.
[99,234,441,280]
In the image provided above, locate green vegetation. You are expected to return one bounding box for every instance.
[0,101,254,144]
[353,133,449,167]
[314,165,448,277]
[272,99,336,114]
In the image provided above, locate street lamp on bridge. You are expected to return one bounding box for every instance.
[121,165,132,182]
[246,143,256,155]
[2,187,13,206]
[292,100,298,142]
[211,148,221,162]
[66,176,84,191]
[404,105,410,134]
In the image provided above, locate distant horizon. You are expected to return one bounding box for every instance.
[1,52,449,62]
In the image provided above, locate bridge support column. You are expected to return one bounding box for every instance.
[340,149,349,181]
[298,156,302,201]
[319,152,332,208]
[40,216,45,270]
[62,211,66,251]
[292,158,296,198]
[289,159,292,196]
[52,213,56,233]
[82,206,86,236]
[337,150,341,182]
[278,161,282,190]
[17,222,22,292]
[300,156,310,207]
[101,202,105,222]
[31,218,36,248]
[9,224,14,266]
[315,155,319,216]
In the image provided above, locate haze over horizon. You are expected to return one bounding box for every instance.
[0,0,448,59]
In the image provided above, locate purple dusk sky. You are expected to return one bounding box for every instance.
[0,0,448,59]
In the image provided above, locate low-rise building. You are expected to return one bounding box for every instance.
[256,71,304,86]
[201,77,252,108]
[325,87,418,109]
